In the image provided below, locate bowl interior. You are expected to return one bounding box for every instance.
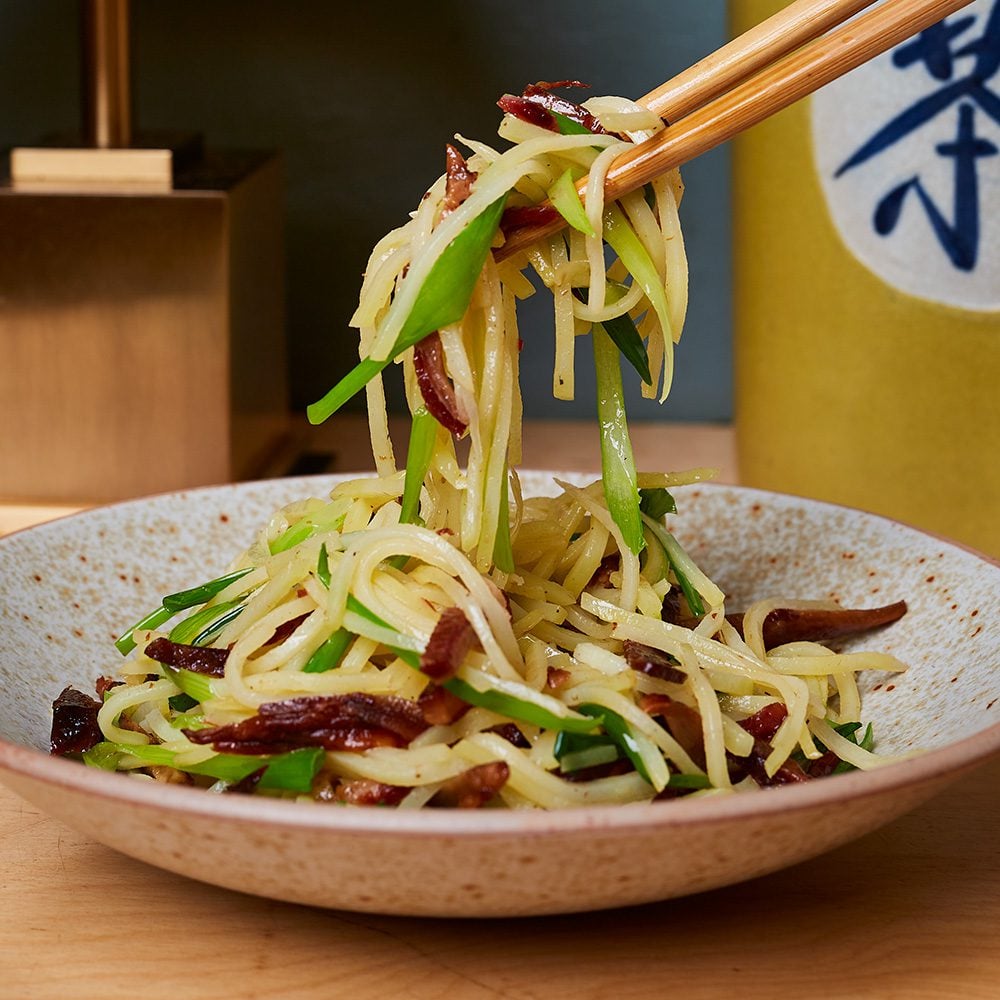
[1,473,998,763]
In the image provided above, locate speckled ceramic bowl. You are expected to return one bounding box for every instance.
[1,474,998,917]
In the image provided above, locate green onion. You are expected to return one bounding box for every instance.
[302,629,353,674]
[115,568,253,655]
[169,598,244,646]
[192,602,245,646]
[639,487,676,520]
[549,168,594,236]
[269,519,315,555]
[164,665,215,703]
[169,711,211,730]
[831,721,875,774]
[168,693,198,713]
[593,324,644,554]
[643,516,706,617]
[603,202,673,343]
[492,465,515,573]
[554,729,621,773]
[84,741,324,793]
[551,110,595,136]
[307,196,507,425]
[560,743,621,772]
[316,543,331,589]
[162,569,252,612]
[665,772,712,790]
[578,703,653,784]
[401,407,437,525]
[443,677,600,734]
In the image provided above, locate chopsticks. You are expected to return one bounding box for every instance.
[496,0,973,261]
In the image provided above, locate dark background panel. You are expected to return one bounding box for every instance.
[0,0,731,422]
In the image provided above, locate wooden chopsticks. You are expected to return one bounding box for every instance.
[496,0,973,261]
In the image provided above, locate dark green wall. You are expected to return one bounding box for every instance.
[0,1,731,422]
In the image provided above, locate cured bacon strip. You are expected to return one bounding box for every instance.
[738,702,788,741]
[418,683,470,726]
[95,675,122,699]
[334,779,409,806]
[266,612,309,646]
[500,202,560,237]
[681,601,907,649]
[498,80,609,136]
[413,332,468,436]
[589,553,620,588]
[735,740,810,786]
[429,761,510,808]
[145,636,229,677]
[184,693,428,754]
[441,143,477,217]
[50,686,103,755]
[546,666,571,690]
[420,606,477,682]
[640,693,706,768]
[624,640,685,684]
[488,723,530,748]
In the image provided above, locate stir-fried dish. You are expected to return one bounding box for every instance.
[51,83,908,808]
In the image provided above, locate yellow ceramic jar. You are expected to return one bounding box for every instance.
[731,0,1000,555]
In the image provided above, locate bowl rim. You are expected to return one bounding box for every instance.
[2,474,999,838]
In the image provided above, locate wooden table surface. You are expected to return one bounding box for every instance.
[2,420,997,1000]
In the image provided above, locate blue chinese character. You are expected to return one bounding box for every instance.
[835,1,1000,271]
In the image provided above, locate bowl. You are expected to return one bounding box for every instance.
[1,473,998,917]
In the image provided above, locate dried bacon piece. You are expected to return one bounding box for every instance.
[623,640,685,684]
[500,202,560,237]
[441,143,477,217]
[266,613,309,647]
[589,553,620,588]
[735,740,810,786]
[738,702,788,741]
[661,589,683,625]
[641,694,706,768]
[429,762,509,808]
[184,693,428,754]
[334,779,409,806]
[418,683,470,726]
[498,80,610,136]
[546,666,571,690]
[420,606,477,682]
[488,723,531,748]
[50,686,103,755]
[413,332,468,436]
[682,601,907,649]
[95,675,122,699]
[145,636,229,677]
[807,751,841,778]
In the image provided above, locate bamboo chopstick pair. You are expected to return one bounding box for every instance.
[497,0,973,260]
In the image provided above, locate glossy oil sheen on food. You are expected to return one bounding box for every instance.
[731,0,1000,556]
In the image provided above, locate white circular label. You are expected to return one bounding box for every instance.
[811,0,1000,311]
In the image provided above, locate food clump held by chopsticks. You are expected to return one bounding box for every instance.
[51,83,909,807]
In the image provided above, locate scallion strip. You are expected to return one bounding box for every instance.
[492,465,515,574]
[603,202,673,343]
[164,665,215,703]
[593,324,644,554]
[115,568,253,655]
[578,703,653,784]
[169,598,244,646]
[307,196,506,425]
[549,168,594,236]
[400,407,437,525]
[443,677,600,734]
